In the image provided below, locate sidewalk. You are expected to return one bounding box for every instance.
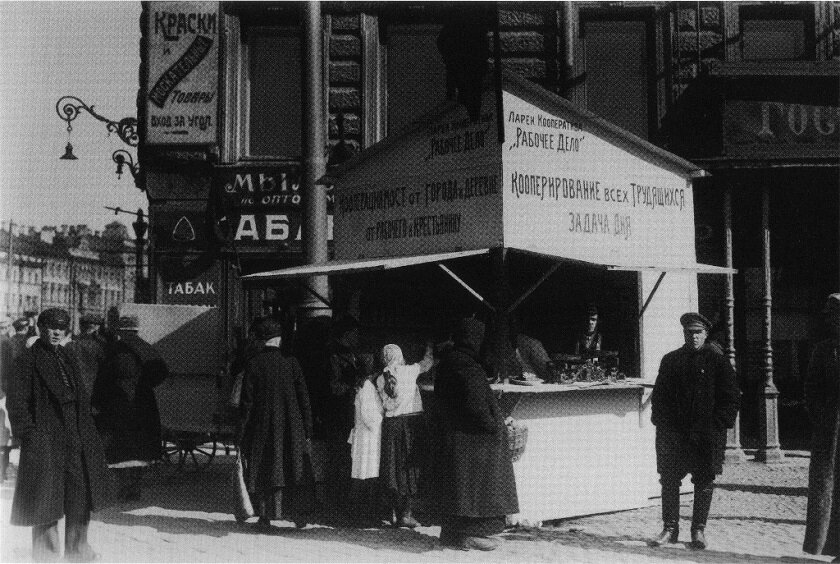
[0,452,831,563]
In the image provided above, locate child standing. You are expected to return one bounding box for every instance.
[377,343,434,528]
[348,356,384,526]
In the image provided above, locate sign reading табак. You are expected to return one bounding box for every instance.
[146,2,219,145]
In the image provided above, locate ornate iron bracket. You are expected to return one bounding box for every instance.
[112,150,139,181]
[56,95,138,147]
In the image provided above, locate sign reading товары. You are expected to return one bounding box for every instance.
[146,2,219,145]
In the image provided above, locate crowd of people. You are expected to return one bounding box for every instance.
[0,293,837,562]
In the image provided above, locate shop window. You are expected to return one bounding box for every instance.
[580,14,653,140]
[740,5,814,61]
[242,25,302,158]
[385,24,448,135]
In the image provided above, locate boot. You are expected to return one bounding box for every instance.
[460,536,498,551]
[690,528,707,550]
[650,481,680,546]
[396,496,419,528]
[65,519,98,562]
[32,521,61,562]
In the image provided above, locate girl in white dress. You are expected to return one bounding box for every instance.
[348,356,384,526]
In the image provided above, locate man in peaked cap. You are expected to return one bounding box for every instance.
[7,308,110,561]
[650,311,740,550]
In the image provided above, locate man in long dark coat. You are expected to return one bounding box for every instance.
[64,314,106,396]
[650,312,740,550]
[434,318,518,551]
[804,293,840,561]
[93,315,169,500]
[7,308,110,561]
[240,317,315,530]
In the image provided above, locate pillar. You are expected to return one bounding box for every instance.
[723,185,745,463]
[755,182,784,463]
[486,247,513,382]
[299,0,331,320]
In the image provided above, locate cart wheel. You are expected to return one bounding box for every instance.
[186,438,217,470]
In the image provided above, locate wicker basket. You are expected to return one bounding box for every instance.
[506,421,529,463]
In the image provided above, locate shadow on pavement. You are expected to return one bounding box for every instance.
[502,527,818,563]
[713,515,806,526]
[715,483,808,497]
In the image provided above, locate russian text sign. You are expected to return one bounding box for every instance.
[146,2,219,145]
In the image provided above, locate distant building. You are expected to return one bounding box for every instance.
[0,222,140,332]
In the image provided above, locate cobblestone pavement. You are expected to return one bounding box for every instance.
[0,452,832,563]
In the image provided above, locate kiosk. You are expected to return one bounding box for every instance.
[243,71,732,523]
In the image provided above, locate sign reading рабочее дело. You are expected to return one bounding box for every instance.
[146,2,219,145]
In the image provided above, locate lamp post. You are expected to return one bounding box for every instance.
[105,207,147,304]
[55,95,142,190]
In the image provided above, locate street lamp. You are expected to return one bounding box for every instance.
[105,206,148,304]
[56,95,142,189]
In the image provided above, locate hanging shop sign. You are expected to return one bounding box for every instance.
[146,1,219,145]
[213,165,334,250]
[723,100,840,159]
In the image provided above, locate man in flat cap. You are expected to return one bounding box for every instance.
[803,293,840,561]
[7,308,110,561]
[650,312,740,550]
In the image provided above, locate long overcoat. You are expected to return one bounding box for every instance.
[93,334,169,464]
[7,338,111,526]
[651,343,740,478]
[240,348,314,496]
[803,338,840,557]
[434,342,519,518]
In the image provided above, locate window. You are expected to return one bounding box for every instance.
[243,25,302,158]
[385,24,449,135]
[581,14,653,139]
[740,5,814,61]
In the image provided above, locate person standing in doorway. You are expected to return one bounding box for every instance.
[7,308,110,561]
[803,293,840,562]
[574,304,603,358]
[650,312,740,550]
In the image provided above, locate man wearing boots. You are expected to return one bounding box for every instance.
[7,308,110,561]
[650,312,740,550]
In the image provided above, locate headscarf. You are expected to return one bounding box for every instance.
[380,344,404,398]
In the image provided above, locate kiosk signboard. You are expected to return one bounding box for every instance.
[146,1,220,145]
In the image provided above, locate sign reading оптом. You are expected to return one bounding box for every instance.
[146,2,219,145]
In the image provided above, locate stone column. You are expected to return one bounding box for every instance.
[724,185,745,463]
[755,182,784,463]
[299,0,331,320]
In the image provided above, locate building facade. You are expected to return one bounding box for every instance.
[0,223,138,332]
[139,1,839,450]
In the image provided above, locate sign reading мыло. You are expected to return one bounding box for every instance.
[146,1,219,145]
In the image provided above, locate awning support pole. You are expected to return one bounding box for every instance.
[295,279,332,310]
[437,264,496,312]
[506,262,561,314]
[638,271,667,319]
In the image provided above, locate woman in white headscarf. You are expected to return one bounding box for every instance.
[376,342,434,527]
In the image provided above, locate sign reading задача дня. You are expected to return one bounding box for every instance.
[333,84,697,269]
[146,2,219,145]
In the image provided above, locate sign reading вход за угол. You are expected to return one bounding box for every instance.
[146,2,219,145]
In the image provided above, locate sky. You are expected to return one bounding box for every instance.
[0,0,146,233]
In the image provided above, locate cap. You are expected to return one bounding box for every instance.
[823,293,840,314]
[586,304,599,317]
[118,315,140,331]
[255,317,284,340]
[38,308,71,330]
[80,313,103,326]
[680,312,712,331]
[12,317,29,331]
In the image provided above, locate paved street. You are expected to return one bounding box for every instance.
[0,452,832,563]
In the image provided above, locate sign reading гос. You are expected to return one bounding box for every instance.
[146,1,219,145]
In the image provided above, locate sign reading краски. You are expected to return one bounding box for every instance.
[213,165,334,252]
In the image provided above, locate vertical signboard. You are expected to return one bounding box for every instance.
[146,2,219,145]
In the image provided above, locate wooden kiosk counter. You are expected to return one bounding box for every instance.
[243,72,732,523]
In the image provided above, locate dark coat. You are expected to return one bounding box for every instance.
[651,343,740,478]
[7,339,111,526]
[325,343,363,442]
[64,334,106,396]
[240,348,313,495]
[803,339,839,557]
[434,343,519,518]
[92,334,169,464]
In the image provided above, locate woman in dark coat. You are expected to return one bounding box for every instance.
[804,293,840,561]
[240,317,315,530]
[434,318,518,551]
[8,308,110,561]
